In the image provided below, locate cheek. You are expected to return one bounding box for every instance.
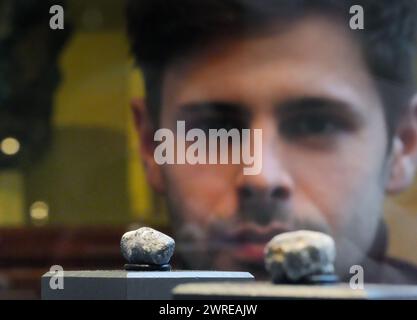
[289,135,386,234]
[166,164,240,223]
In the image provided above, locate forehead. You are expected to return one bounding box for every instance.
[161,14,382,116]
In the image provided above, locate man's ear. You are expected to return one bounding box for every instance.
[386,94,417,194]
[131,98,165,193]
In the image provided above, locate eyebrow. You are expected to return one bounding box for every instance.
[276,96,364,121]
[175,101,251,120]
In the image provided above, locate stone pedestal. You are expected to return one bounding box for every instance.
[173,282,417,300]
[41,270,254,300]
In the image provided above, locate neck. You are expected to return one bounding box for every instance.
[368,219,389,262]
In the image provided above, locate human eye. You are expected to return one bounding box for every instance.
[277,98,363,146]
[281,114,348,137]
[178,102,250,134]
[187,115,246,134]
[279,112,357,147]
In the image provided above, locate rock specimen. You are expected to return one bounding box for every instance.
[121,227,175,265]
[264,230,336,283]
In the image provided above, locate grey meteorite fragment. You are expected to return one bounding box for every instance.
[121,227,175,265]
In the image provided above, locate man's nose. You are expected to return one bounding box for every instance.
[237,125,294,225]
[238,184,291,203]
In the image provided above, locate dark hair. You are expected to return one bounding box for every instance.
[126,0,417,137]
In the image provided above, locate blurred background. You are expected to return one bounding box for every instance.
[0,0,416,299]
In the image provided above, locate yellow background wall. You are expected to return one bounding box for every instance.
[0,0,165,227]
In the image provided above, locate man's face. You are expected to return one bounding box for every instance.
[152,15,392,278]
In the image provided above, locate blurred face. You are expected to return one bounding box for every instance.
[143,16,395,279]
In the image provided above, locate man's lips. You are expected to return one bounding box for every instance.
[232,243,267,262]
[224,222,292,244]
[216,222,292,263]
